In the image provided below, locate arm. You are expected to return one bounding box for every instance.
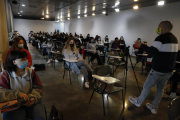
[0,71,22,102]
[63,49,70,59]
[28,70,43,104]
[141,39,161,56]
[41,42,47,48]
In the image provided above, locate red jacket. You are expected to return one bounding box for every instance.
[133,43,140,49]
[6,48,32,67]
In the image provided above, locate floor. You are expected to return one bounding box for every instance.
[28,43,177,120]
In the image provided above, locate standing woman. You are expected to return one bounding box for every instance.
[1,50,46,120]
[6,37,32,67]
[63,37,93,88]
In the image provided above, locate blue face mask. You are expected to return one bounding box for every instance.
[75,37,78,39]
[47,39,50,41]
[91,40,94,43]
[18,60,28,69]
[98,39,100,40]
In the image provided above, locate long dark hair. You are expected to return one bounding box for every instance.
[5,50,27,72]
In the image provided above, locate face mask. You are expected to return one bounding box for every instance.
[156,27,162,35]
[106,37,108,38]
[47,39,50,41]
[121,38,124,40]
[75,37,78,39]
[91,40,94,43]
[18,44,23,49]
[17,60,28,69]
[70,44,74,48]
[98,39,100,40]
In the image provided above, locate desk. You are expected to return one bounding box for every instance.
[108,55,122,59]
[89,75,123,116]
[137,54,148,56]
[63,59,79,63]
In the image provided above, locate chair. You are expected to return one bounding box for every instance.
[107,51,124,76]
[89,65,124,116]
[168,96,180,120]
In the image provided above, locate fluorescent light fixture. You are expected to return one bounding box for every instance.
[78,10,80,14]
[115,8,120,12]
[92,13,95,16]
[78,16,80,18]
[22,4,25,6]
[84,14,87,17]
[115,2,120,6]
[68,18,70,20]
[68,14,70,17]
[158,1,165,6]
[41,18,44,19]
[134,0,138,1]
[20,11,23,13]
[102,11,106,14]
[46,15,49,18]
[60,19,62,21]
[133,5,139,9]
[57,16,60,19]
[92,6,95,11]
[19,15,22,16]
[18,12,20,14]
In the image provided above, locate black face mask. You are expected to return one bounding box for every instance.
[70,44,74,48]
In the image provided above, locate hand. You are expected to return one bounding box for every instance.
[26,98,35,107]
[19,93,29,101]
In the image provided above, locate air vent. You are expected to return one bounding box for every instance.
[29,5,37,8]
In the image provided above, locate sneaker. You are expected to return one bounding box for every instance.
[85,82,90,88]
[55,59,59,63]
[128,96,141,107]
[146,103,157,114]
[169,92,177,99]
[47,60,51,64]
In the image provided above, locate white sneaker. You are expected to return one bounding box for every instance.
[128,96,141,107]
[85,82,90,88]
[47,60,51,64]
[169,92,177,99]
[55,59,59,63]
[146,103,157,114]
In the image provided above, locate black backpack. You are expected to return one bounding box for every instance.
[33,64,46,71]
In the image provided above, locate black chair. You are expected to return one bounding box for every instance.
[168,96,180,120]
[89,65,124,116]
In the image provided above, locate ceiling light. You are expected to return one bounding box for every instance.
[19,15,22,16]
[92,13,95,16]
[102,11,106,14]
[134,0,138,1]
[115,2,120,6]
[115,8,120,12]
[68,18,70,20]
[20,11,23,13]
[78,10,80,14]
[68,14,70,17]
[60,19,62,21]
[22,4,25,6]
[18,12,20,14]
[158,1,165,6]
[133,5,139,9]
[78,16,80,18]
[84,14,87,17]
[46,15,49,18]
[41,18,44,19]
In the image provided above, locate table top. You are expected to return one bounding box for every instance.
[51,51,61,54]
[92,75,120,84]
[108,55,122,59]
[176,61,180,64]
[63,58,79,62]
[138,54,148,56]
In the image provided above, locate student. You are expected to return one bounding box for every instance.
[133,38,141,50]
[104,35,109,51]
[41,36,59,64]
[111,37,120,50]
[6,37,32,67]
[18,36,29,51]
[63,37,93,88]
[119,36,126,52]
[0,50,46,120]
[87,38,103,65]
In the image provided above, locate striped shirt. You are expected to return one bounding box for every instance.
[141,32,178,73]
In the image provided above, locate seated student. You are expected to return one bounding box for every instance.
[80,34,85,45]
[137,41,148,66]
[119,36,126,52]
[133,38,141,50]
[111,37,120,50]
[6,37,32,67]
[41,36,59,64]
[87,38,103,65]
[96,36,104,55]
[63,37,93,88]
[18,36,29,51]
[104,35,109,51]
[74,35,81,49]
[0,50,46,120]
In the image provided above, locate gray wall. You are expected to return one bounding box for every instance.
[65,2,180,53]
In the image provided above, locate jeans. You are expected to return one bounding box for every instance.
[76,60,92,81]
[2,103,46,120]
[137,69,172,109]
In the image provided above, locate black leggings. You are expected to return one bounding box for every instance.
[170,72,180,93]
[87,52,103,65]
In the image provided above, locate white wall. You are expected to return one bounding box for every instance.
[55,22,65,33]
[65,2,180,53]
[14,19,55,40]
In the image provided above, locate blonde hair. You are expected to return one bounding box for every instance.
[63,37,79,54]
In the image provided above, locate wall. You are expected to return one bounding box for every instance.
[65,2,180,53]
[14,19,56,40]
[55,22,65,33]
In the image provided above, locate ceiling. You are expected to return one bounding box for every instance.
[10,0,180,21]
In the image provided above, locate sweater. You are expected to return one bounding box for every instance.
[141,32,178,73]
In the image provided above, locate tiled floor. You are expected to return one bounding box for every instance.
[28,43,177,120]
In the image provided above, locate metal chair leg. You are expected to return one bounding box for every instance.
[89,90,95,103]
[102,94,105,116]
[122,91,125,109]
[63,69,65,79]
